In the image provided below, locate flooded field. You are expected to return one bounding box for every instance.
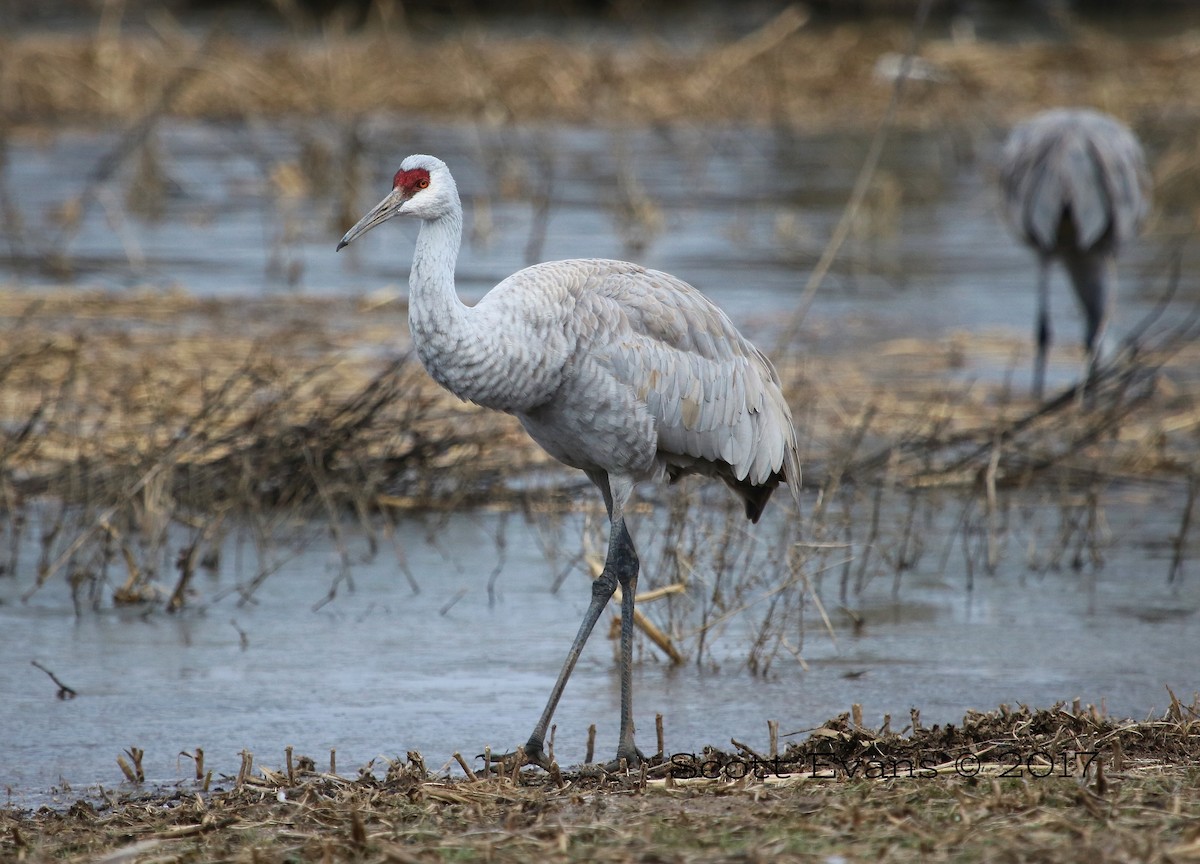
[7,117,1199,345]
[2,19,1200,812]
[0,114,1195,801]
[3,490,1198,805]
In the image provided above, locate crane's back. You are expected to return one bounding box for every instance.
[999,108,1149,256]
[472,258,802,521]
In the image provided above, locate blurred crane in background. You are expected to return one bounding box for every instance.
[998,107,1151,400]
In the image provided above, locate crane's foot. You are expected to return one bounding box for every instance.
[486,743,648,775]
[485,738,552,772]
[520,741,552,771]
[601,742,647,774]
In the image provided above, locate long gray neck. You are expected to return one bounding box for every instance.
[408,208,467,348]
[407,207,531,411]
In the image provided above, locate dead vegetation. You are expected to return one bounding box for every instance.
[2,699,1198,863]
[1,9,1199,860]
[1,284,1197,670]
[0,8,1195,646]
[0,289,547,612]
[2,6,1200,134]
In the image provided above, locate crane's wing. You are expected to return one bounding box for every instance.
[577,262,801,518]
[1086,115,1151,246]
[1000,109,1150,253]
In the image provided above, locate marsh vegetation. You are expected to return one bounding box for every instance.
[2,2,1200,860]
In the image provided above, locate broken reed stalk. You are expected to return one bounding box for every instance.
[510,746,526,784]
[194,748,205,780]
[117,747,145,783]
[985,436,1002,574]
[349,806,367,850]
[407,750,426,777]
[731,736,772,765]
[1111,736,1125,772]
[169,518,223,613]
[236,750,253,788]
[453,752,478,781]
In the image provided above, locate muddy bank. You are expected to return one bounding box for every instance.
[3,701,1198,864]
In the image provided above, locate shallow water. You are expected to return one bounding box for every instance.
[2,483,1198,805]
[5,119,1197,349]
[2,118,1199,803]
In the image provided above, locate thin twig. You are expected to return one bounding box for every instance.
[31,660,77,699]
[774,0,936,354]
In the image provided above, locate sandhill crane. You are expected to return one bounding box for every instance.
[338,154,802,770]
[998,107,1151,399]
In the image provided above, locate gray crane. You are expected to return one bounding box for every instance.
[998,107,1151,400]
[338,154,802,770]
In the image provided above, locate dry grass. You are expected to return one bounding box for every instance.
[2,287,1197,643]
[0,289,549,610]
[2,700,1198,863]
[2,9,1200,134]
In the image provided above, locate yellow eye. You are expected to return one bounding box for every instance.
[416,178,430,190]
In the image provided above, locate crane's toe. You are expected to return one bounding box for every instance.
[485,740,553,772]
[521,743,552,771]
[602,743,647,774]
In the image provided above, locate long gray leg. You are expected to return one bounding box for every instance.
[522,471,644,771]
[609,520,644,768]
[523,502,642,770]
[1065,249,1112,391]
[522,549,619,768]
[594,473,644,768]
[1034,256,1052,401]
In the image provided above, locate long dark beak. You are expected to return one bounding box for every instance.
[337,188,407,251]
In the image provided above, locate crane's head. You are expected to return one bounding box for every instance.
[337,154,456,250]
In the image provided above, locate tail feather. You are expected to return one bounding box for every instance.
[726,443,802,524]
[739,481,774,524]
